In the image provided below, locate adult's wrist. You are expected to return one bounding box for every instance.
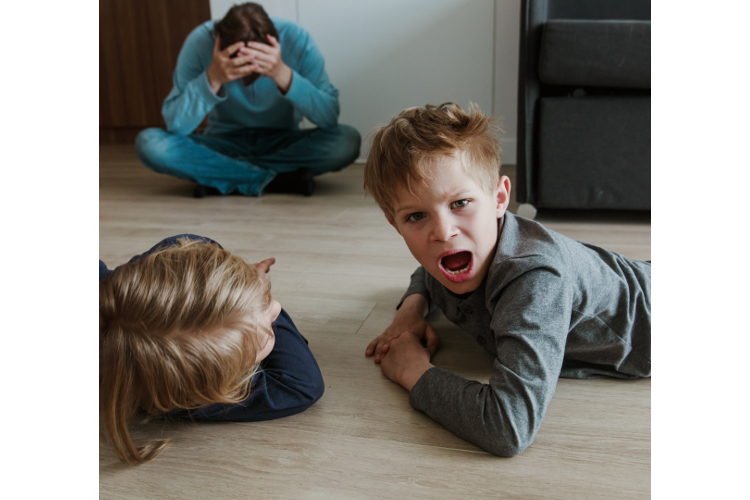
[273,64,293,94]
[206,67,223,94]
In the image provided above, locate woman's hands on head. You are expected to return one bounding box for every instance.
[206,35,293,94]
[206,36,258,93]
[246,36,293,93]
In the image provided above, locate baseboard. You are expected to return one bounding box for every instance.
[354,137,517,166]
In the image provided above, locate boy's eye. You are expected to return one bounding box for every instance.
[451,199,469,209]
[407,212,426,222]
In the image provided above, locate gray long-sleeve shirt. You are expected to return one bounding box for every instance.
[403,213,651,457]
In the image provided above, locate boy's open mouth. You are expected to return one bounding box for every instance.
[438,250,474,283]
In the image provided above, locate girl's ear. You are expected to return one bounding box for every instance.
[495,176,511,218]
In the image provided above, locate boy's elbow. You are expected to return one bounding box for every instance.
[480,419,537,457]
[483,437,532,458]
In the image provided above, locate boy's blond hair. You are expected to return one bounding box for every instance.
[99,239,273,463]
[364,102,502,221]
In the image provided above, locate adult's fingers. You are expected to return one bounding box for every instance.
[229,64,260,79]
[425,324,440,356]
[247,49,275,64]
[229,55,253,67]
[247,41,274,54]
[267,34,280,47]
[222,41,246,57]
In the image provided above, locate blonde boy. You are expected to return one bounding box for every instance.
[364,102,651,457]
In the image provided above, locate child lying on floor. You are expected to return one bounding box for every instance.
[363,103,651,457]
[99,235,324,463]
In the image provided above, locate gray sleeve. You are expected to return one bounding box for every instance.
[396,266,434,311]
[408,268,571,457]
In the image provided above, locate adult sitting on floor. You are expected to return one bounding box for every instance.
[135,2,361,197]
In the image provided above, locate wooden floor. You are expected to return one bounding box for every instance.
[99,145,651,499]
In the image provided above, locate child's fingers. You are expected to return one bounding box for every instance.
[255,258,276,274]
[374,344,389,364]
[365,337,381,356]
[425,324,440,356]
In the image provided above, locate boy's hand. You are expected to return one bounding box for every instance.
[380,331,434,391]
[365,294,440,363]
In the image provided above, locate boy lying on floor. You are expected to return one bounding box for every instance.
[363,102,651,457]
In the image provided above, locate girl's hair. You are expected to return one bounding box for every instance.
[99,239,273,463]
[364,102,502,221]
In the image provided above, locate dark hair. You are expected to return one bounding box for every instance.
[213,3,278,85]
[215,2,278,49]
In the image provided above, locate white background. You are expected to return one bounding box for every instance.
[4,1,749,497]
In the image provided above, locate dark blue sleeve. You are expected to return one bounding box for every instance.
[99,260,112,282]
[172,308,325,422]
[99,234,221,282]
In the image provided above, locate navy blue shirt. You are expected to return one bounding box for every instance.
[99,235,325,421]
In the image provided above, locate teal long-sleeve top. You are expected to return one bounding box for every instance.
[163,18,340,135]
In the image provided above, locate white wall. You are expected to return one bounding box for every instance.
[209,0,520,164]
[209,0,297,21]
[494,0,520,164]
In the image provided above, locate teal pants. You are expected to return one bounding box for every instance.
[135,125,361,196]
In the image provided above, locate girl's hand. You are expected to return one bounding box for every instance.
[254,258,276,276]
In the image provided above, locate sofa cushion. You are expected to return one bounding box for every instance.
[539,20,650,89]
[537,96,650,210]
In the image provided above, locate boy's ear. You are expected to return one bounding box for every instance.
[495,176,511,218]
[387,216,401,235]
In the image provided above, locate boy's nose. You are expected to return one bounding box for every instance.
[430,215,457,242]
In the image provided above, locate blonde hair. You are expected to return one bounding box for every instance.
[364,102,502,221]
[99,239,273,463]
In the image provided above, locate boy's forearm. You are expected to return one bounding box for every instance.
[397,293,429,318]
[408,368,541,457]
[400,361,433,391]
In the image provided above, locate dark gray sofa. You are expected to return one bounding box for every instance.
[516,0,651,211]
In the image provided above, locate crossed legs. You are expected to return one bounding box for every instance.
[135,125,361,196]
